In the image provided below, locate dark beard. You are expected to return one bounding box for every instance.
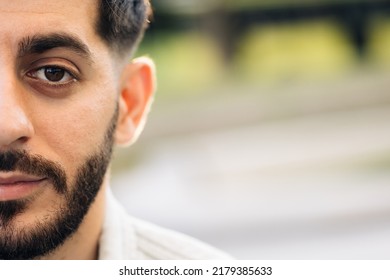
[0,107,118,260]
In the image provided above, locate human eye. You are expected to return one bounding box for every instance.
[27,65,77,86]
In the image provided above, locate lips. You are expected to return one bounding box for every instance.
[0,172,47,200]
[0,173,45,184]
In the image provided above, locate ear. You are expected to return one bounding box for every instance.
[115,57,156,146]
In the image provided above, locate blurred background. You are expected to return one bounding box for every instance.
[111,0,390,259]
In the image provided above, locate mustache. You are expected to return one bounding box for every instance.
[0,150,67,194]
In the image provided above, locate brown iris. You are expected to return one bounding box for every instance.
[45,67,65,82]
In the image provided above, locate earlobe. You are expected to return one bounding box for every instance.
[115,57,155,146]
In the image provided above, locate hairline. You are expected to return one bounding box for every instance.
[95,0,152,58]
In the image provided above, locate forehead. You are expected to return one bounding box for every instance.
[0,0,101,54]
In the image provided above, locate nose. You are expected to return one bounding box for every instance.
[0,79,34,149]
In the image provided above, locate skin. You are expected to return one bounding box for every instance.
[0,0,155,259]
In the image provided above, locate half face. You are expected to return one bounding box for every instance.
[0,0,122,259]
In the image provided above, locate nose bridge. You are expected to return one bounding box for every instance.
[0,65,34,149]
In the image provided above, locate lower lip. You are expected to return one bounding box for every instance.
[0,179,47,201]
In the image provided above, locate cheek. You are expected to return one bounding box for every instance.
[32,95,117,168]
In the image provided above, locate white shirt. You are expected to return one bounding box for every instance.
[98,190,231,260]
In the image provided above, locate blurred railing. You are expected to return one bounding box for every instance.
[151,0,390,61]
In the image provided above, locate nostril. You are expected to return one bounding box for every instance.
[17,136,29,144]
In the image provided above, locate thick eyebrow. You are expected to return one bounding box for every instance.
[18,33,93,63]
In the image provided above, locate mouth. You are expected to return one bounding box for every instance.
[0,172,48,201]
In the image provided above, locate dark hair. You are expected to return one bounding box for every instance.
[97,0,152,56]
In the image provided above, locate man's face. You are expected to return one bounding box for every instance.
[0,1,122,259]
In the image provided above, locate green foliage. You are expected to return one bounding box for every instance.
[234,20,358,83]
[136,32,225,97]
[135,17,390,97]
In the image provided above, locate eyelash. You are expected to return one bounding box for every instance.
[26,65,78,87]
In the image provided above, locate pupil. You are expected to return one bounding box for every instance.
[45,68,65,82]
